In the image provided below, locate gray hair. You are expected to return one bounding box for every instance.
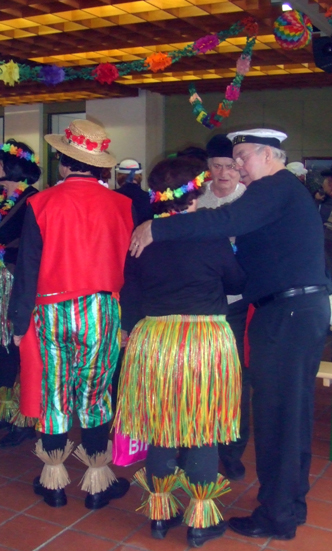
[255,145,286,164]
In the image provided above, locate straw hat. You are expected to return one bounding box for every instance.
[44,119,116,168]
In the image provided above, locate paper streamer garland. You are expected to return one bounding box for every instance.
[325,6,332,25]
[0,17,258,88]
[273,10,313,50]
[188,23,257,130]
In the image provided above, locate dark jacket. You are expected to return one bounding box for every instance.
[151,169,329,303]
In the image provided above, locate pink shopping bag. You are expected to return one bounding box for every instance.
[112,431,148,466]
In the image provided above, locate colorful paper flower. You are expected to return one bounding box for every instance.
[92,63,119,85]
[85,139,98,151]
[72,134,85,145]
[225,85,240,101]
[242,17,259,37]
[189,93,202,105]
[144,53,172,73]
[217,105,231,118]
[101,139,111,152]
[0,60,19,86]
[39,65,65,86]
[193,34,220,54]
[236,55,251,75]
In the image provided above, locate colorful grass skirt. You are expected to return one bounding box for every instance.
[115,314,241,448]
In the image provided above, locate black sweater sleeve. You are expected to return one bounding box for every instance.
[8,204,43,335]
[152,175,286,242]
[120,252,144,333]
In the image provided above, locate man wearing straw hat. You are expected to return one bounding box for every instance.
[9,119,134,509]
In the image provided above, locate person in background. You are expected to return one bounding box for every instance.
[316,166,332,275]
[286,162,308,184]
[198,134,249,482]
[115,158,153,225]
[129,128,330,541]
[116,157,245,548]
[9,120,134,510]
[0,139,40,447]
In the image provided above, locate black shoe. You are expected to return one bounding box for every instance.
[297,518,306,526]
[151,512,183,539]
[33,476,67,507]
[187,520,227,547]
[0,420,10,431]
[0,426,36,447]
[85,477,130,510]
[221,457,245,481]
[228,516,296,540]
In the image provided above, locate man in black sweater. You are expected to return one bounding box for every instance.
[129,128,330,541]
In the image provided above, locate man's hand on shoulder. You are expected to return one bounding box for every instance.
[130,220,153,257]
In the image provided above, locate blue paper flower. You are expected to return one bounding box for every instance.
[39,65,65,86]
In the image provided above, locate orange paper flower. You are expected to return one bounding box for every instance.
[144,53,173,73]
[217,104,231,118]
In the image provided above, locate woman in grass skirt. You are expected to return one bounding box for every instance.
[0,140,40,446]
[115,157,246,547]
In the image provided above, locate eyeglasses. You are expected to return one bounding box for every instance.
[234,147,261,167]
[211,162,236,171]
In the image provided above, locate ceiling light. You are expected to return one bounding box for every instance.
[282,3,292,11]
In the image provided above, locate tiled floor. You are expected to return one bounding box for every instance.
[0,380,331,551]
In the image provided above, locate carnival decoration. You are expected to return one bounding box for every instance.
[0,17,257,94]
[188,17,257,129]
[273,10,313,50]
[325,6,332,25]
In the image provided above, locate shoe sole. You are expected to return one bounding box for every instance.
[85,479,130,510]
[229,524,295,540]
[151,515,183,539]
[34,485,67,508]
[187,523,227,547]
[225,472,245,482]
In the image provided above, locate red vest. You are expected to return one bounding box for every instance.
[28,177,133,302]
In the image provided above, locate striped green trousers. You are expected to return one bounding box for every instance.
[34,293,121,435]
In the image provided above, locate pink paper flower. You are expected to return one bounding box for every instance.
[236,55,251,75]
[225,85,240,101]
[193,34,219,54]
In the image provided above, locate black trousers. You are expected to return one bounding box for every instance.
[146,444,218,492]
[41,422,110,456]
[248,290,330,534]
[218,300,250,462]
[0,341,20,389]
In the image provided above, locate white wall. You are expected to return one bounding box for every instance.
[4,104,44,189]
[86,90,165,189]
[4,104,43,154]
[165,87,332,162]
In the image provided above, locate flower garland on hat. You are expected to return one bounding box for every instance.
[63,127,111,154]
[0,143,39,164]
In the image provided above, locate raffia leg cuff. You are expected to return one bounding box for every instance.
[34,439,74,490]
[73,440,116,495]
[179,472,231,528]
[133,467,182,520]
[0,386,15,421]
[10,384,36,427]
